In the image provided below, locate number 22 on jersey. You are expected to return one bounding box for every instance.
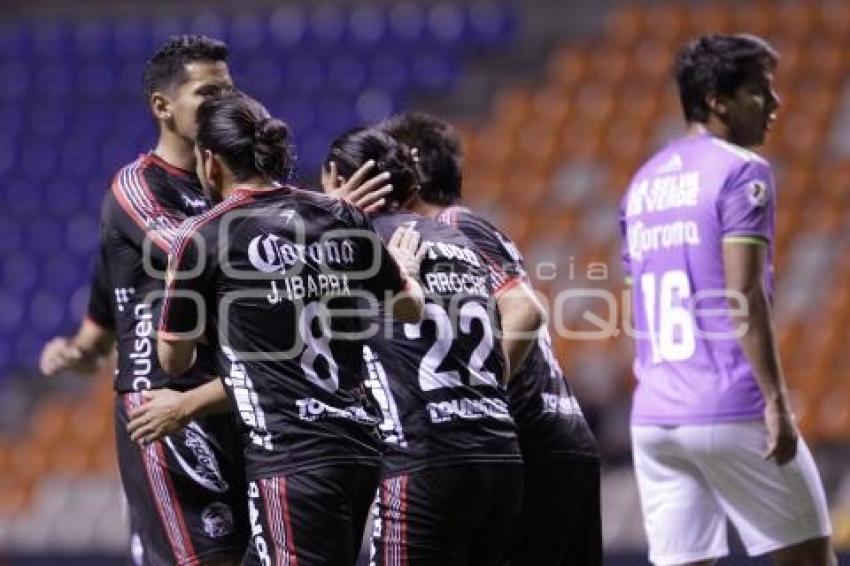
[640,270,696,363]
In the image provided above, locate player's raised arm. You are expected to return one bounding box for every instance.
[723,240,797,464]
[384,224,426,323]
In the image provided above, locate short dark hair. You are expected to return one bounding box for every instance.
[196,93,295,182]
[379,112,462,206]
[675,34,778,123]
[142,34,229,97]
[326,128,419,207]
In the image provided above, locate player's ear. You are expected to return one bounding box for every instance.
[150,91,173,122]
[706,92,726,117]
[203,149,218,183]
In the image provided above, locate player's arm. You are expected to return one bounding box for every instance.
[384,224,426,323]
[127,379,229,443]
[720,161,796,464]
[157,231,210,376]
[40,251,116,376]
[496,282,544,383]
[40,318,115,376]
[724,241,797,464]
[322,159,393,214]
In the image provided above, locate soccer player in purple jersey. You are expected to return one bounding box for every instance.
[620,34,835,566]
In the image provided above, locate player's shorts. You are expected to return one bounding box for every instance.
[632,420,832,565]
[507,457,601,566]
[370,463,524,566]
[116,392,250,565]
[243,464,380,566]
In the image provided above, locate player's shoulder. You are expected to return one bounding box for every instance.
[173,192,250,249]
[289,186,367,225]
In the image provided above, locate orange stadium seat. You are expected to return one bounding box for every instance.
[604,4,646,50]
[684,2,733,35]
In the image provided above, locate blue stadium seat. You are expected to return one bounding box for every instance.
[73,20,114,61]
[188,11,229,44]
[387,2,428,44]
[268,5,308,48]
[286,55,325,95]
[229,13,267,54]
[29,291,66,334]
[368,53,410,93]
[1,252,40,294]
[0,21,30,58]
[43,180,85,219]
[112,20,152,60]
[18,141,58,180]
[0,289,24,332]
[347,4,387,47]
[30,21,72,61]
[65,216,101,257]
[467,1,516,45]
[0,62,30,101]
[14,330,45,369]
[0,216,25,256]
[326,54,368,95]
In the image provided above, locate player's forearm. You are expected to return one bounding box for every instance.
[71,319,115,373]
[733,288,789,407]
[157,338,197,376]
[497,284,544,382]
[390,279,425,323]
[182,379,231,419]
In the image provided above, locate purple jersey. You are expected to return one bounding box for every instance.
[620,133,776,424]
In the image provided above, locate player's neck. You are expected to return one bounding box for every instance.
[153,134,196,174]
[686,121,740,147]
[221,178,271,199]
[407,197,446,219]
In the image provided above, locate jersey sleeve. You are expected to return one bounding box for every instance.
[85,248,115,329]
[108,166,188,270]
[454,211,526,295]
[719,160,776,245]
[158,228,214,339]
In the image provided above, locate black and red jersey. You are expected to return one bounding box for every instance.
[86,153,214,393]
[159,186,406,479]
[436,205,599,462]
[364,211,522,476]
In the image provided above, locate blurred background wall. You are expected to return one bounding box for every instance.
[0,0,848,563]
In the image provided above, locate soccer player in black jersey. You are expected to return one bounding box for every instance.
[324,128,525,566]
[157,93,426,566]
[379,113,602,565]
[38,36,252,565]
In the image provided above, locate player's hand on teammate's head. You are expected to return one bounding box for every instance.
[387,224,427,280]
[127,388,191,444]
[764,401,799,465]
[323,160,393,215]
[39,337,83,376]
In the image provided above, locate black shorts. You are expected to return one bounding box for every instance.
[507,458,601,566]
[244,464,381,566]
[116,392,250,565]
[370,463,524,566]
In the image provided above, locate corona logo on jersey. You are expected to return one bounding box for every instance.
[248,232,357,273]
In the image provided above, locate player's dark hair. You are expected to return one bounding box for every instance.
[326,128,419,207]
[196,93,295,182]
[675,34,778,123]
[142,34,229,97]
[379,112,462,206]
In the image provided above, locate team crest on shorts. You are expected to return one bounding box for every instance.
[201,502,235,538]
[747,180,769,207]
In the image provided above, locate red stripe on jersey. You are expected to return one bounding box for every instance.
[400,475,408,566]
[110,158,184,252]
[493,275,523,297]
[126,393,198,565]
[280,477,299,566]
[159,193,252,334]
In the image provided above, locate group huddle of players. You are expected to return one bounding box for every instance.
[39,27,842,566]
[39,35,600,566]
